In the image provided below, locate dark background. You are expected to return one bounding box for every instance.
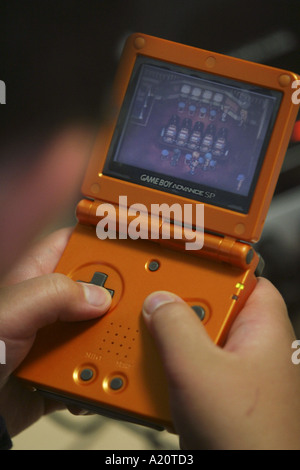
[1,0,300,322]
[1,0,300,144]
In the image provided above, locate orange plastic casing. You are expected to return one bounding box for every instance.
[15,34,299,432]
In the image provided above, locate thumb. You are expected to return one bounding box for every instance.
[0,273,112,373]
[142,291,220,389]
[142,291,227,448]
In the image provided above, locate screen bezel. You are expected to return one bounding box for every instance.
[81,34,299,243]
[102,56,282,214]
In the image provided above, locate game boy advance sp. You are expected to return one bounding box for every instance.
[16,34,299,431]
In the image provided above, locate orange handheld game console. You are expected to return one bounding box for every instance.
[16,34,299,431]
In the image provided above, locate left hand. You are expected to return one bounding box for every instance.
[0,228,112,437]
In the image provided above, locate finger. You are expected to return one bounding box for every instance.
[224,277,294,354]
[142,291,228,447]
[67,405,93,416]
[1,274,112,339]
[142,291,220,389]
[2,227,74,285]
[0,273,112,371]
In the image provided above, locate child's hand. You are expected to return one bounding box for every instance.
[143,278,300,449]
[0,228,112,437]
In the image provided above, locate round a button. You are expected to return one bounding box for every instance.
[191,305,206,321]
[148,260,160,272]
[109,377,124,390]
[80,368,94,381]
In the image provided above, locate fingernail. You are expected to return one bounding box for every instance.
[76,409,90,416]
[80,283,112,308]
[143,291,183,316]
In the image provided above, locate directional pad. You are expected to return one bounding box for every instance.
[78,271,114,297]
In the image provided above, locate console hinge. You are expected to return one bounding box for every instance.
[76,198,253,269]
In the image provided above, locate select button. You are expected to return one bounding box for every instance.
[79,368,94,381]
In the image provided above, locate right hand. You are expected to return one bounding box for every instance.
[143,278,300,449]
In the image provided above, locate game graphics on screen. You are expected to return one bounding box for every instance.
[114,63,278,199]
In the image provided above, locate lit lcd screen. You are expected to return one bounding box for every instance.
[104,57,282,213]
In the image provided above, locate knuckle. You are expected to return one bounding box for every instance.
[44,273,77,306]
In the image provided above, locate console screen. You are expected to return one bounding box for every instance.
[104,57,282,213]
